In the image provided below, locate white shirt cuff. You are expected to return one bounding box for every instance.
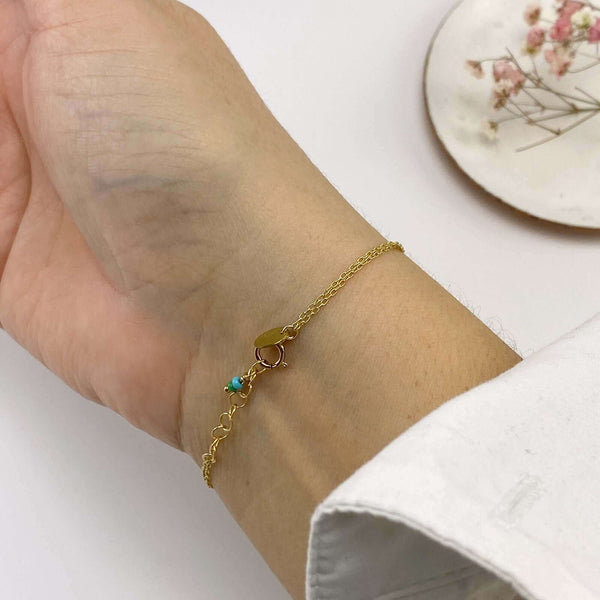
[306,312,600,600]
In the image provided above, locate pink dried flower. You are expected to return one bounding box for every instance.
[558,0,584,18]
[493,60,511,81]
[544,45,575,76]
[549,16,573,40]
[526,26,546,51]
[465,59,484,78]
[588,18,600,41]
[493,60,526,92]
[524,2,542,25]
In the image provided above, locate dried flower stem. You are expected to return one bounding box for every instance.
[517,109,600,150]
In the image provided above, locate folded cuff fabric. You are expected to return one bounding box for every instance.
[306,312,600,600]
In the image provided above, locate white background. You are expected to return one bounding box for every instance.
[1,1,599,598]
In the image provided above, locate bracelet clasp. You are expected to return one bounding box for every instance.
[254,326,293,369]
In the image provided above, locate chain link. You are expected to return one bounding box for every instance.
[201,240,405,487]
[282,241,404,337]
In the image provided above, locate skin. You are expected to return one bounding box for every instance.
[0,1,522,598]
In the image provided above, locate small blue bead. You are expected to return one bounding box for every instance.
[232,376,244,390]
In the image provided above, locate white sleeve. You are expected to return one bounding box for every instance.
[305,312,600,600]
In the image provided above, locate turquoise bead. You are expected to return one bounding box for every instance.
[232,376,243,390]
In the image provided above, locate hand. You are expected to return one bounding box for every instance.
[0,0,375,452]
[0,0,338,449]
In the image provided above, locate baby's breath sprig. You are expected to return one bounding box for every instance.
[465,0,600,151]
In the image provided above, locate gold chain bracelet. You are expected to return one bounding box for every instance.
[201,240,405,488]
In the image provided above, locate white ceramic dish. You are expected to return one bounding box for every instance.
[425,0,600,228]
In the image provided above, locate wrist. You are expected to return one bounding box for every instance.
[177,170,387,460]
[179,237,521,598]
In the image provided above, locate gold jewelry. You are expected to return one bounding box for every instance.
[201,240,405,487]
